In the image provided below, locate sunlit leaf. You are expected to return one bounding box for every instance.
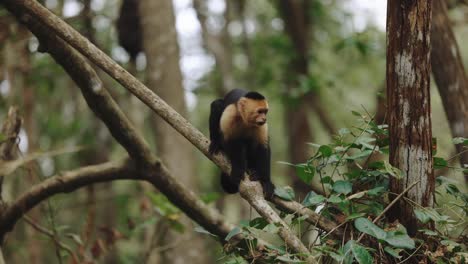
[453,137,468,145]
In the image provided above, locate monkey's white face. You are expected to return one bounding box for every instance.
[239,98,269,127]
[253,108,268,126]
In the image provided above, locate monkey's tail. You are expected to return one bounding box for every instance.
[220,173,239,194]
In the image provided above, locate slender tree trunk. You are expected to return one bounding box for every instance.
[386,0,434,235]
[278,0,318,196]
[431,0,468,181]
[193,0,235,95]
[138,0,208,263]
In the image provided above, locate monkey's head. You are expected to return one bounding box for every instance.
[238,92,269,127]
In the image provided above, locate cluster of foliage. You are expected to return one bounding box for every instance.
[205,112,467,263]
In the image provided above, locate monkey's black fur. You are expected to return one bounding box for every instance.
[209,89,275,197]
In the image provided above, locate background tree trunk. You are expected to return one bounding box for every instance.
[431,0,468,181]
[278,0,314,197]
[138,0,208,263]
[386,0,434,235]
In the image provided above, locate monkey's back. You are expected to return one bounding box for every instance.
[223,89,248,106]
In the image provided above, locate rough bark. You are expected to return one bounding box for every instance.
[386,0,434,235]
[0,108,21,264]
[138,0,207,263]
[431,0,468,181]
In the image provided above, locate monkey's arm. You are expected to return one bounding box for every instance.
[208,99,224,154]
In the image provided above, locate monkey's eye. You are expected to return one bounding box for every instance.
[258,109,268,114]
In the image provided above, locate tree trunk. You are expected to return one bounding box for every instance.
[431,0,468,181]
[193,0,235,95]
[386,0,434,235]
[278,0,321,196]
[138,0,207,263]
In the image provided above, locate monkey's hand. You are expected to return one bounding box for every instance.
[208,142,221,155]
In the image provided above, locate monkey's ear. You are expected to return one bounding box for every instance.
[237,98,247,112]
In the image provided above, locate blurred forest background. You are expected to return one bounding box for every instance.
[0,0,467,263]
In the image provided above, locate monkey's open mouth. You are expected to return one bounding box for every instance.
[256,121,266,126]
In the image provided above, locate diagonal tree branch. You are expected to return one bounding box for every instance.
[0,159,133,240]
[0,9,233,244]
[1,0,339,257]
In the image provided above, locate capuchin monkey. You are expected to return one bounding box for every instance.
[209,89,275,198]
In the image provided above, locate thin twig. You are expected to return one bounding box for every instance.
[357,180,420,242]
[23,216,79,263]
[397,242,424,264]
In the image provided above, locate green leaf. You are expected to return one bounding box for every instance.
[453,137,468,145]
[355,136,376,150]
[354,218,386,240]
[351,110,362,117]
[339,128,350,136]
[367,187,385,196]
[333,180,353,195]
[328,194,343,204]
[246,227,283,250]
[168,219,185,233]
[414,209,431,224]
[248,217,269,229]
[225,227,242,241]
[346,150,373,161]
[384,246,402,259]
[194,226,216,237]
[146,192,180,216]
[441,240,461,252]
[344,240,372,264]
[274,186,295,201]
[351,242,373,264]
[295,163,315,184]
[302,191,326,206]
[419,229,438,236]
[433,157,448,169]
[384,161,402,179]
[318,145,333,157]
[445,184,460,196]
[346,213,366,221]
[384,226,415,249]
